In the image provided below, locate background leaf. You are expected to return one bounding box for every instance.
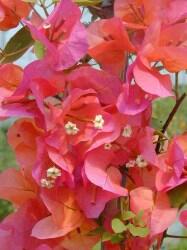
[92,240,102,250]
[0,27,34,64]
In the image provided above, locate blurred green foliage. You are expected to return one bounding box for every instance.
[0,120,16,220]
[153,85,187,137]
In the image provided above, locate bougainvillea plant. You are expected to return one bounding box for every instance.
[0,0,187,249]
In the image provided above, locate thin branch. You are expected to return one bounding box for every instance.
[156,93,186,153]
[39,0,49,17]
[161,93,186,134]
[0,48,5,56]
[29,3,43,20]
[165,234,187,239]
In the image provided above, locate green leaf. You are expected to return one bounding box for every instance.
[34,41,46,59]
[87,227,103,236]
[128,223,149,237]
[133,210,146,227]
[110,234,124,244]
[75,0,101,6]
[111,218,127,234]
[122,211,136,221]
[92,240,102,250]
[102,232,113,242]
[0,27,34,64]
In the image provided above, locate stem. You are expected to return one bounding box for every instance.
[161,93,186,134]
[29,3,43,19]
[165,234,187,239]
[156,93,186,153]
[0,48,5,56]
[39,0,49,17]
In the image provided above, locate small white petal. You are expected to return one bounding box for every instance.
[65,121,79,135]
[126,160,136,168]
[122,125,132,138]
[93,114,105,129]
[47,166,61,179]
[40,178,54,189]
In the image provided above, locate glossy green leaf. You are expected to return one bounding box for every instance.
[128,223,149,237]
[92,240,102,250]
[0,27,34,64]
[111,218,127,234]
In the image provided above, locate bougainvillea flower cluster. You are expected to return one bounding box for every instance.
[0,0,187,249]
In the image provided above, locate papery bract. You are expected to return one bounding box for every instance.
[25,0,88,71]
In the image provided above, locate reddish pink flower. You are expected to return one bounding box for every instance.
[114,0,187,29]
[117,83,153,115]
[76,182,119,218]
[87,17,135,74]
[84,146,128,196]
[0,0,30,30]
[156,138,186,191]
[25,0,88,71]
[130,187,177,236]
[46,88,121,173]
[0,168,37,206]
[0,199,62,250]
[32,187,84,239]
[68,66,122,105]
[61,219,99,250]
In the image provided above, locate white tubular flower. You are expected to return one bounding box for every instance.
[64,121,79,135]
[104,143,112,150]
[136,155,148,168]
[126,160,136,168]
[122,125,132,138]
[47,166,61,179]
[93,114,105,129]
[40,178,54,189]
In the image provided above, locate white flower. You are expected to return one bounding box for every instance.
[47,166,61,179]
[122,125,132,138]
[64,121,79,135]
[93,114,105,129]
[126,160,136,168]
[104,143,112,150]
[40,178,54,189]
[136,155,148,168]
